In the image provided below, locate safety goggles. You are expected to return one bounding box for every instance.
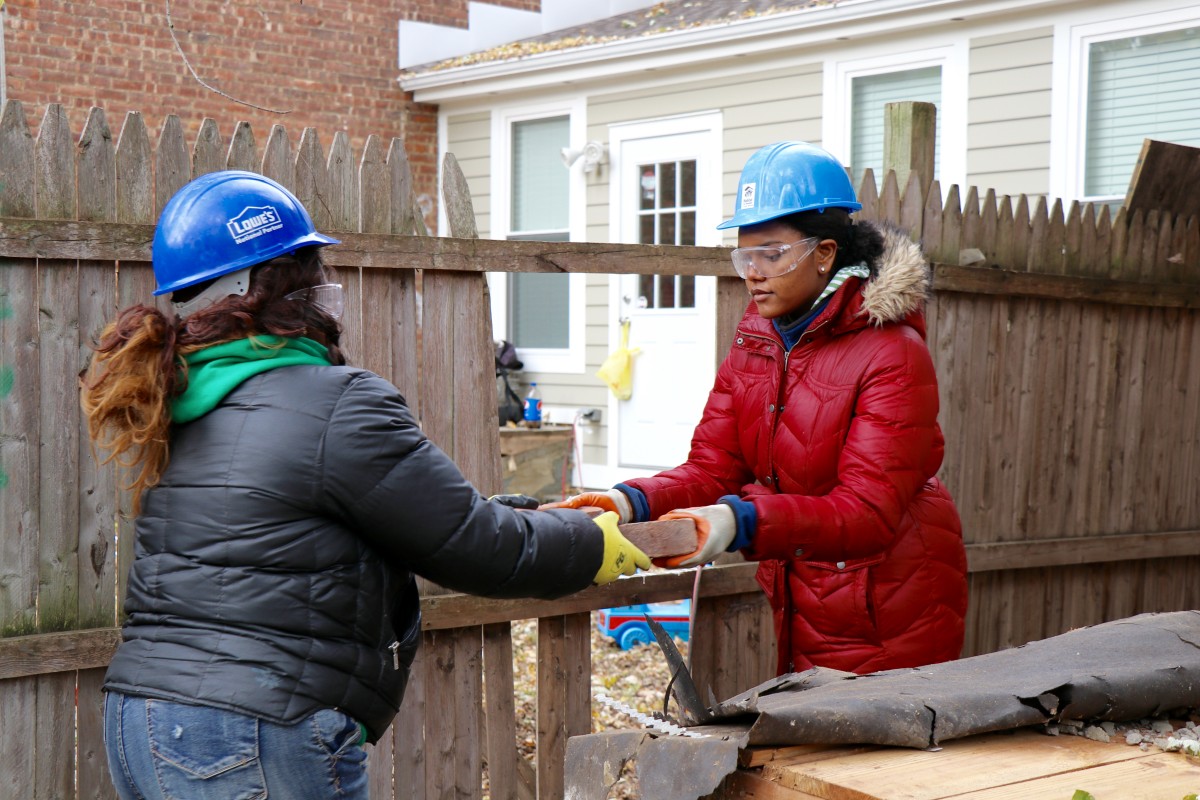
[729,237,819,279]
[285,283,345,321]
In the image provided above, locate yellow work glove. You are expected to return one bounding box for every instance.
[591,511,651,585]
[540,488,633,523]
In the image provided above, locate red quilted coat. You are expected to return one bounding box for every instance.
[624,226,967,675]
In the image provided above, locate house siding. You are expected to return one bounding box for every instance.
[967,27,1054,196]
[446,112,493,236]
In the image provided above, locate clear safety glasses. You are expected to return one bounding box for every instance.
[285,283,345,321]
[729,237,820,279]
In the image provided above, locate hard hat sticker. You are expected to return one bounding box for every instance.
[227,206,283,245]
[740,183,756,210]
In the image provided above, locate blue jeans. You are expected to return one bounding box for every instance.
[103,691,369,800]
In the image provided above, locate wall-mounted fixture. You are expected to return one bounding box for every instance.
[560,140,608,173]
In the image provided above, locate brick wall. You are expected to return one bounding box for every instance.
[0,0,538,229]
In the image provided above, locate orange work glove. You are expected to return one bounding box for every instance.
[539,488,633,523]
[652,504,737,569]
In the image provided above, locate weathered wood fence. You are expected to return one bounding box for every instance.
[1,101,1198,800]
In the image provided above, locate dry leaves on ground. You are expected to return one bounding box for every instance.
[509,614,688,798]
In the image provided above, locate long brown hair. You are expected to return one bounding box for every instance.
[80,248,344,510]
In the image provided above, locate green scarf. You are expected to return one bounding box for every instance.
[172,336,331,423]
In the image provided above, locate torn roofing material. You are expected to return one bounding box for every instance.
[566,611,1200,800]
[709,610,1200,749]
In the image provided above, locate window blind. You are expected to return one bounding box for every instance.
[1085,27,1200,199]
[850,67,942,186]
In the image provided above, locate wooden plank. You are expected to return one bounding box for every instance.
[767,729,1151,800]
[483,622,520,800]
[938,184,962,268]
[326,130,356,231]
[0,627,122,679]
[707,768,824,799]
[226,120,257,172]
[366,724,395,800]
[958,752,1200,800]
[34,672,75,799]
[610,518,698,559]
[5,217,1200,310]
[883,101,936,199]
[394,643,427,800]
[77,667,117,800]
[153,114,190,216]
[453,627,484,800]
[1123,137,1200,222]
[294,127,330,232]
[77,107,120,629]
[35,103,81,638]
[261,123,295,190]
[0,99,39,633]
[536,615,569,800]
[191,117,224,177]
[443,152,478,239]
[0,677,36,797]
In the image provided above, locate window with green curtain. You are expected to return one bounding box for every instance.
[1085,26,1200,200]
[510,116,570,348]
[850,67,942,187]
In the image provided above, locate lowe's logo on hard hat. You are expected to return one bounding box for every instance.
[227,206,283,245]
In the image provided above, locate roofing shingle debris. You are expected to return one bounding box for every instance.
[401,0,840,74]
[566,610,1200,800]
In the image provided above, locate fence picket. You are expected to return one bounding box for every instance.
[1010,195,1030,274]
[856,169,878,223]
[899,170,924,240]
[979,189,999,267]
[262,123,295,190]
[939,184,962,266]
[153,115,189,217]
[192,117,224,177]
[327,131,357,231]
[0,99,38,636]
[227,120,257,172]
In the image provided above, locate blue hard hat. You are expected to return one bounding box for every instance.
[151,170,340,296]
[717,141,861,230]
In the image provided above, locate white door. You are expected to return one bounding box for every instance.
[605,114,722,479]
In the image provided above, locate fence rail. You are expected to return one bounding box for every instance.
[1,101,1199,799]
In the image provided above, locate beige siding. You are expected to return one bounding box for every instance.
[967,27,1053,196]
[445,111,492,237]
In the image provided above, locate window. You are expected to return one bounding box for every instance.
[824,43,967,192]
[488,100,586,373]
[1052,6,1200,205]
[636,158,696,310]
[850,67,942,187]
[1083,27,1200,201]
[510,117,570,349]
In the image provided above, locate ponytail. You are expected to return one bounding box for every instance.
[80,305,179,512]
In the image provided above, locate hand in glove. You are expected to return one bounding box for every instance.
[488,493,541,510]
[653,504,737,569]
[540,488,633,523]
[591,511,651,585]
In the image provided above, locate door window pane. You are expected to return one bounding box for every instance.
[635,159,697,309]
[850,67,942,186]
[1085,27,1200,199]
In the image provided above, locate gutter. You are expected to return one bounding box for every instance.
[399,0,1071,102]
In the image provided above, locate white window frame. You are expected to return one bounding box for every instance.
[1049,3,1200,206]
[822,41,968,193]
[486,97,588,374]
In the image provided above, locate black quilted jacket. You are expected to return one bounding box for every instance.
[104,364,602,741]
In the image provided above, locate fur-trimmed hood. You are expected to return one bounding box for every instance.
[859,222,931,326]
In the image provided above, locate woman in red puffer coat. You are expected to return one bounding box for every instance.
[550,141,967,675]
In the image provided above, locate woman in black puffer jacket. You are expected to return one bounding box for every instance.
[81,171,649,800]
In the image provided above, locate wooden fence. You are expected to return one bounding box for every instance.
[0,100,1198,800]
